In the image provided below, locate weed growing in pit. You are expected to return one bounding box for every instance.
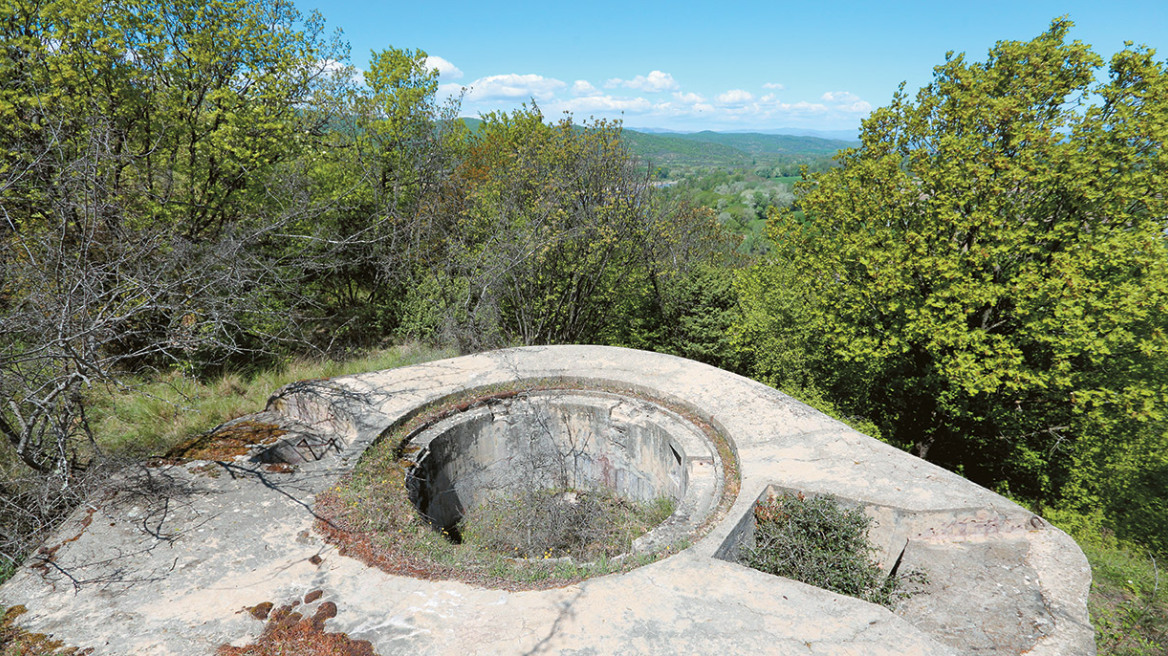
[742,493,920,608]
[460,488,675,561]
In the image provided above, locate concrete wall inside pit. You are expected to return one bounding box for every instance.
[408,396,688,531]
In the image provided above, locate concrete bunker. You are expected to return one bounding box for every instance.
[0,346,1094,655]
[402,390,723,554]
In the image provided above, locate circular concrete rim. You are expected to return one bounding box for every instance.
[398,389,727,563]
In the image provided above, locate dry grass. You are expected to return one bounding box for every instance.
[461,488,674,561]
[0,344,456,588]
[86,344,456,460]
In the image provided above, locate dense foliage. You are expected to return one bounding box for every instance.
[0,0,731,574]
[1,6,1165,648]
[744,19,1168,553]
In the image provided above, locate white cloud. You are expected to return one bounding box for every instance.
[451,69,871,131]
[762,82,785,90]
[424,55,463,80]
[465,74,566,101]
[572,80,602,96]
[558,94,655,114]
[672,91,706,104]
[821,91,860,103]
[437,82,468,102]
[716,89,754,105]
[778,100,830,114]
[604,70,679,92]
[819,92,871,113]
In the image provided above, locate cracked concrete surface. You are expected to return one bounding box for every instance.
[0,346,1094,655]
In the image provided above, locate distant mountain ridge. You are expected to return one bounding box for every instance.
[628,126,859,141]
[620,128,856,168]
[454,118,857,168]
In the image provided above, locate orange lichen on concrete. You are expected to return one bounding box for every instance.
[163,421,288,462]
[218,596,375,656]
[0,606,92,655]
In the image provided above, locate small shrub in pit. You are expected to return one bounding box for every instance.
[460,488,675,560]
[742,493,919,608]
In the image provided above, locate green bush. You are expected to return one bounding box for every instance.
[742,493,910,607]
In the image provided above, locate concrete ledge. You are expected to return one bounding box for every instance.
[0,346,1094,655]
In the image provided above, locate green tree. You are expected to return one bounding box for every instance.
[286,44,466,346]
[437,108,654,348]
[757,19,1168,548]
[365,46,441,204]
[0,0,348,498]
[427,106,735,351]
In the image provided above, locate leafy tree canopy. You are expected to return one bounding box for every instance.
[761,19,1168,546]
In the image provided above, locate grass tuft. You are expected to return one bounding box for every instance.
[86,344,456,460]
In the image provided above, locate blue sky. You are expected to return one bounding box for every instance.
[297,0,1168,134]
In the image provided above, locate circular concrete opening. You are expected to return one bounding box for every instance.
[403,390,722,556]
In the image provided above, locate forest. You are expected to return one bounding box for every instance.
[1,2,1166,651]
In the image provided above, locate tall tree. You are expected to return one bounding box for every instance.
[758,20,1168,544]
[0,0,347,478]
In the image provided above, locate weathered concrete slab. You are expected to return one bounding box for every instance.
[0,346,1094,655]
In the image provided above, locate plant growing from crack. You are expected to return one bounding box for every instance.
[742,493,924,608]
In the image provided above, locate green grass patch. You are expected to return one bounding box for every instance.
[1041,507,1167,655]
[1086,541,1166,656]
[85,343,456,460]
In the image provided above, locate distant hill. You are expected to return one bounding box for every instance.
[455,118,857,169]
[621,128,857,169]
[620,130,748,166]
[460,117,484,133]
[669,130,855,156]
[629,126,859,141]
